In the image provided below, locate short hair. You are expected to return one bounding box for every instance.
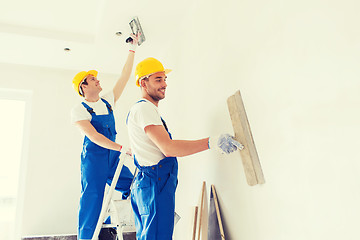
[79,78,88,96]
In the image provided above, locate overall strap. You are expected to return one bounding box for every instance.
[81,102,96,116]
[161,117,168,132]
[128,156,141,191]
[100,98,113,113]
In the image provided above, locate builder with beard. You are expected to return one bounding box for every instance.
[126,57,244,240]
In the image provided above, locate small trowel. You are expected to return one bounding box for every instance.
[126,17,146,46]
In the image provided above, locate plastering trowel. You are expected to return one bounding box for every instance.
[126,17,146,46]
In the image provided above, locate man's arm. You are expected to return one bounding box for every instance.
[144,125,209,157]
[113,34,139,103]
[75,120,123,151]
[113,51,135,103]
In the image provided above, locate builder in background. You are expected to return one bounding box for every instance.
[126,57,244,240]
[71,34,139,240]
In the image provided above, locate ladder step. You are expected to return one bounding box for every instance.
[122,231,136,240]
[102,223,118,228]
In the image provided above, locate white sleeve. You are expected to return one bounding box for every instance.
[71,104,91,124]
[133,103,163,130]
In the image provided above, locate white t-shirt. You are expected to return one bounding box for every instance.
[71,91,115,124]
[127,99,166,166]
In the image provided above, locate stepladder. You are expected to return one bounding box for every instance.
[91,153,136,240]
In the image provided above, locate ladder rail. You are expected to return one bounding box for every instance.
[91,153,128,240]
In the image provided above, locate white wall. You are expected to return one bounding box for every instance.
[1,0,360,239]
[165,0,360,239]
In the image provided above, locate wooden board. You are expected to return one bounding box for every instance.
[197,181,206,240]
[208,185,225,240]
[192,206,199,240]
[227,90,265,186]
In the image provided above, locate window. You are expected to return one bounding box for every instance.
[0,89,32,240]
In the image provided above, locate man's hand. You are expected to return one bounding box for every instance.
[209,134,244,154]
[125,147,133,157]
[129,33,140,52]
[119,145,132,156]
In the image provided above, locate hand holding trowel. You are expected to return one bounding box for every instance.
[126,17,146,46]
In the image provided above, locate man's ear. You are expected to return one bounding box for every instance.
[81,84,88,94]
[140,79,146,89]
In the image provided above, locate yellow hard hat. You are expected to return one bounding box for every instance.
[72,70,98,96]
[135,57,171,87]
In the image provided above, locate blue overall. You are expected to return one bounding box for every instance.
[78,98,134,240]
[128,100,178,240]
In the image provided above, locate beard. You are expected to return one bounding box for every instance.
[147,88,165,102]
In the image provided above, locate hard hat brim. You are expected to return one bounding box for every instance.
[136,69,172,87]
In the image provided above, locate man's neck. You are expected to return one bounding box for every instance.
[143,95,159,107]
[84,93,100,102]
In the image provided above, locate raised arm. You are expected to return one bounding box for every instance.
[113,34,139,102]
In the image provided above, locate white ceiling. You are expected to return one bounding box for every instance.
[0,0,193,74]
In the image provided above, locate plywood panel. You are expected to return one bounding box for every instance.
[207,185,225,240]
